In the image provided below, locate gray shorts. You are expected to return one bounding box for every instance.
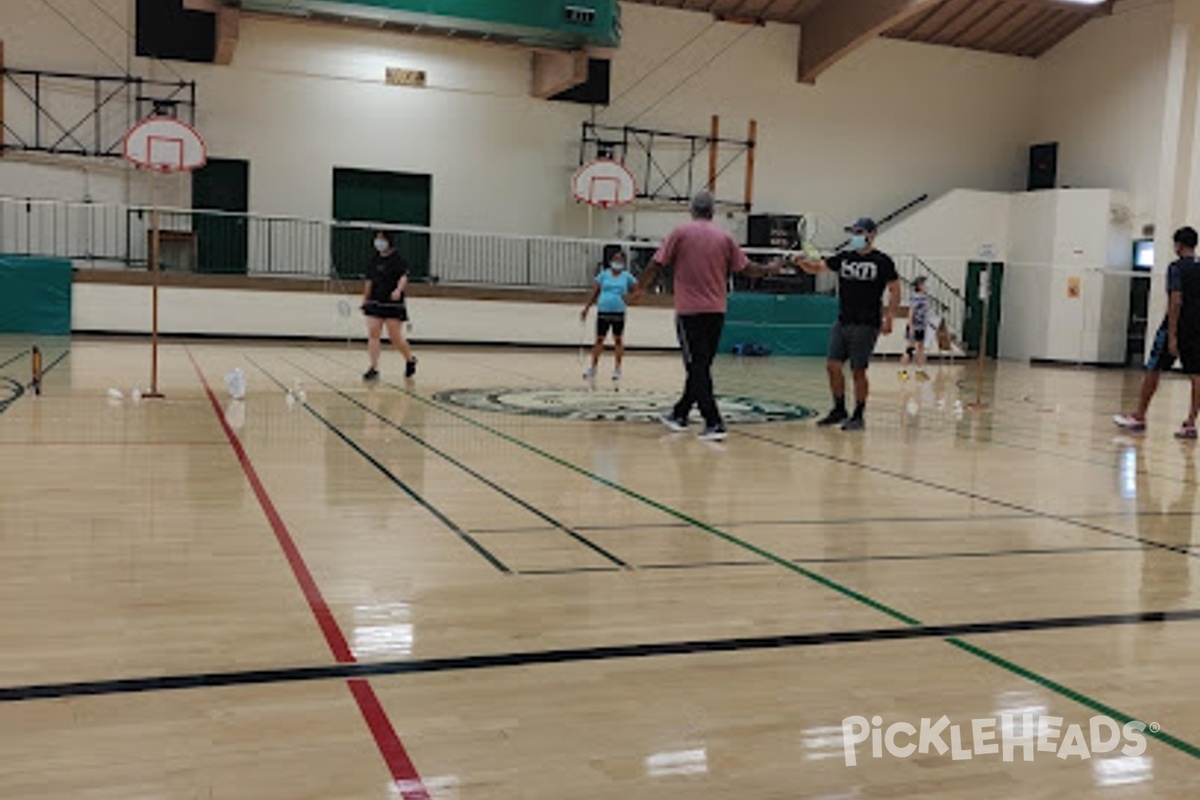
[828,322,880,370]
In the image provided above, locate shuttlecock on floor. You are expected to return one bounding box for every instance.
[906,399,919,416]
[225,368,247,401]
[131,388,142,402]
[106,388,124,400]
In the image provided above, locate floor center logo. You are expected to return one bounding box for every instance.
[433,387,815,424]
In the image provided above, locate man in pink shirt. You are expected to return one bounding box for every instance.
[634,192,779,441]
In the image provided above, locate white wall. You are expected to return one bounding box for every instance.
[1031,0,1174,234]
[1001,189,1134,364]
[0,1,1038,240]
[876,189,1013,291]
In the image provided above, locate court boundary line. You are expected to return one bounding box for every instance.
[303,351,1200,760]
[5,606,1200,703]
[737,430,1200,561]
[188,349,434,800]
[512,543,1149,575]
[284,359,629,569]
[247,356,511,574]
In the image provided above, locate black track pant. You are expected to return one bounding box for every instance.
[673,313,725,428]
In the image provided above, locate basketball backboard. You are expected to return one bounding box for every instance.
[123,116,207,173]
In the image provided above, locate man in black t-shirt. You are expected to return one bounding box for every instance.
[1169,236,1200,439]
[797,218,900,431]
[1114,227,1199,434]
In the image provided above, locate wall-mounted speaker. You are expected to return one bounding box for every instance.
[137,0,216,64]
[551,58,611,106]
[1028,142,1058,191]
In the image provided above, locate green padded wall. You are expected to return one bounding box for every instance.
[0,257,73,335]
[720,294,838,357]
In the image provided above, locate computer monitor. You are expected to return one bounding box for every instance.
[1133,239,1154,271]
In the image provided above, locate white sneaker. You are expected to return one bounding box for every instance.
[612,367,622,382]
[1112,414,1146,432]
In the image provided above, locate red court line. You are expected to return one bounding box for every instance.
[189,351,431,799]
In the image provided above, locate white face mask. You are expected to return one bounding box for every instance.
[611,262,626,271]
[374,238,389,253]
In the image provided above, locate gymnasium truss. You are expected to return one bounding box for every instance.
[579,116,757,211]
[0,53,197,160]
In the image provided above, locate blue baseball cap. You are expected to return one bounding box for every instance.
[845,218,877,233]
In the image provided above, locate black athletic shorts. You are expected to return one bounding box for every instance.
[1182,345,1200,375]
[597,312,626,338]
[363,300,408,321]
[906,324,926,344]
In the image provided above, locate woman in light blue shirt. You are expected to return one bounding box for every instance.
[581,249,638,386]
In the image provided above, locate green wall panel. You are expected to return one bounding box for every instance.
[0,257,72,335]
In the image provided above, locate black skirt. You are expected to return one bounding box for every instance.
[363,300,408,321]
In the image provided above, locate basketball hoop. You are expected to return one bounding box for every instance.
[123,116,207,174]
[572,159,637,209]
[122,116,208,399]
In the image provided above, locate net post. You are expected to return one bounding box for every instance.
[31,345,42,395]
[145,177,165,399]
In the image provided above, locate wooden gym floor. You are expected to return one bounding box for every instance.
[1,336,1198,798]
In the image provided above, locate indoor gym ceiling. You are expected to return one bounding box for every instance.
[625,0,1113,81]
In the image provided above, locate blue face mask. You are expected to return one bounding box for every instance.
[849,234,868,251]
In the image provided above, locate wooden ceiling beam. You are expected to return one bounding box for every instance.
[797,0,940,84]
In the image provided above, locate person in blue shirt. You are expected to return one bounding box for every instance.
[581,249,638,386]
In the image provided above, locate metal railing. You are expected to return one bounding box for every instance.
[895,253,964,342]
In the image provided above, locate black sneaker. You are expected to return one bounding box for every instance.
[363,368,380,381]
[817,408,849,427]
[405,358,418,378]
[698,424,728,442]
[660,413,689,433]
[841,417,865,432]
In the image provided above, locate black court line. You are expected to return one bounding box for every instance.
[247,357,512,575]
[0,349,67,415]
[6,606,1200,704]
[738,430,1200,562]
[286,359,629,569]
[518,544,1149,576]
[468,512,1041,535]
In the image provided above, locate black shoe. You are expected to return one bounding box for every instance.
[698,424,728,442]
[817,408,849,427]
[841,416,865,432]
[660,413,689,433]
[363,368,380,381]
[405,358,418,378]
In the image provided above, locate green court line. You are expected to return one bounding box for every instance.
[307,349,1200,760]
[246,356,512,575]
[283,357,630,569]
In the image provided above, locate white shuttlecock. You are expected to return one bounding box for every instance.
[297,391,307,403]
[107,388,124,400]
[131,388,142,402]
[906,399,919,415]
[285,392,296,408]
[225,368,247,401]
[936,399,946,411]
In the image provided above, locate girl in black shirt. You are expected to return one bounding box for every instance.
[362,230,417,380]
